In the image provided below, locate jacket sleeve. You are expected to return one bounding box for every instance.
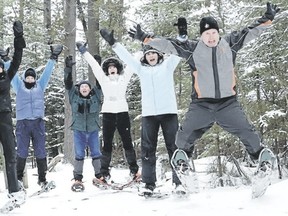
[7,42,23,81]
[64,66,73,90]
[224,17,272,53]
[82,51,105,86]
[112,42,141,75]
[38,59,56,90]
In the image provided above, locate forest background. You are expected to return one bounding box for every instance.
[0,0,287,181]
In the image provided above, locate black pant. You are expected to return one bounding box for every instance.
[176,97,263,157]
[101,112,138,175]
[141,114,181,185]
[0,112,19,193]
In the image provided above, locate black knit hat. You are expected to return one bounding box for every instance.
[77,80,91,89]
[101,57,123,76]
[199,16,219,35]
[24,68,36,79]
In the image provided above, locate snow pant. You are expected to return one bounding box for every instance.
[73,158,101,181]
[0,112,20,193]
[141,114,181,185]
[16,118,48,183]
[73,130,102,181]
[176,97,263,159]
[101,112,139,176]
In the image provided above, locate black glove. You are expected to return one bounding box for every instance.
[13,21,26,49]
[50,44,63,61]
[258,2,280,23]
[100,29,116,46]
[128,24,152,42]
[264,2,280,21]
[0,47,10,62]
[76,41,88,54]
[13,21,23,38]
[65,55,75,68]
[93,54,102,65]
[174,17,187,36]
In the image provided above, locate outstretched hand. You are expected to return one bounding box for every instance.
[76,41,88,54]
[13,21,24,38]
[0,47,10,62]
[128,24,152,42]
[174,17,187,36]
[50,44,63,61]
[264,2,280,21]
[100,29,116,46]
[65,55,76,68]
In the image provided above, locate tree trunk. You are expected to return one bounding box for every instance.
[63,0,77,164]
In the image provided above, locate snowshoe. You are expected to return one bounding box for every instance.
[252,148,275,199]
[71,180,85,192]
[171,149,199,194]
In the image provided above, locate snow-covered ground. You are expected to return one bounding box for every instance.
[0,157,288,216]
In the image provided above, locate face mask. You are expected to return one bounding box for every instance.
[24,81,36,89]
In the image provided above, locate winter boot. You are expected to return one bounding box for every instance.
[71,179,85,192]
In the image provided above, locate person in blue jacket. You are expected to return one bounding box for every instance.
[100,29,184,195]
[10,44,63,189]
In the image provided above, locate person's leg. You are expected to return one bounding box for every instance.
[73,130,86,181]
[0,113,19,193]
[101,113,116,177]
[216,98,263,159]
[116,112,139,174]
[31,119,48,183]
[176,102,215,154]
[15,120,31,181]
[160,114,181,185]
[141,116,159,185]
[87,130,102,177]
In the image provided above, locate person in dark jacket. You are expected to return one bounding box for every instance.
[133,3,280,162]
[64,55,103,192]
[0,21,26,208]
[10,44,63,189]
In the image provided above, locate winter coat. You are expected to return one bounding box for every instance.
[112,42,181,117]
[0,47,23,112]
[11,59,56,120]
[64,66,102,132]
[82,52,132,113]
[147,19,272,101]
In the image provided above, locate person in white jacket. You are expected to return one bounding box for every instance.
[99,29,184,195]
[76,42,139,182]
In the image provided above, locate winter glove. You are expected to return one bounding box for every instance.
[50,44,63,61]
[65,55,76,68]
[13,21,23,38]
[76,41,88,54]
[128,24,152,42]
[258,2,280,23]
[93,54,102,65]
[0,47,10,62]
[13,21,26,49]
[174,17,187,36]
[100,29,116,46]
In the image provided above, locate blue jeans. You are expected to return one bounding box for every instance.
[73,130,101,160]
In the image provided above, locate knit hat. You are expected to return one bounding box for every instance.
[101,57,123,76]
[24,68,36,79]
[199,16,219,35]
[78,80,91,89]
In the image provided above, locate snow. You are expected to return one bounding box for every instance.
[1,158,288,216]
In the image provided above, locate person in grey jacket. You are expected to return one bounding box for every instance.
[76,43,140,182]
[133,3,280,162]
[100,29,184,195]
[64,55,103,192]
